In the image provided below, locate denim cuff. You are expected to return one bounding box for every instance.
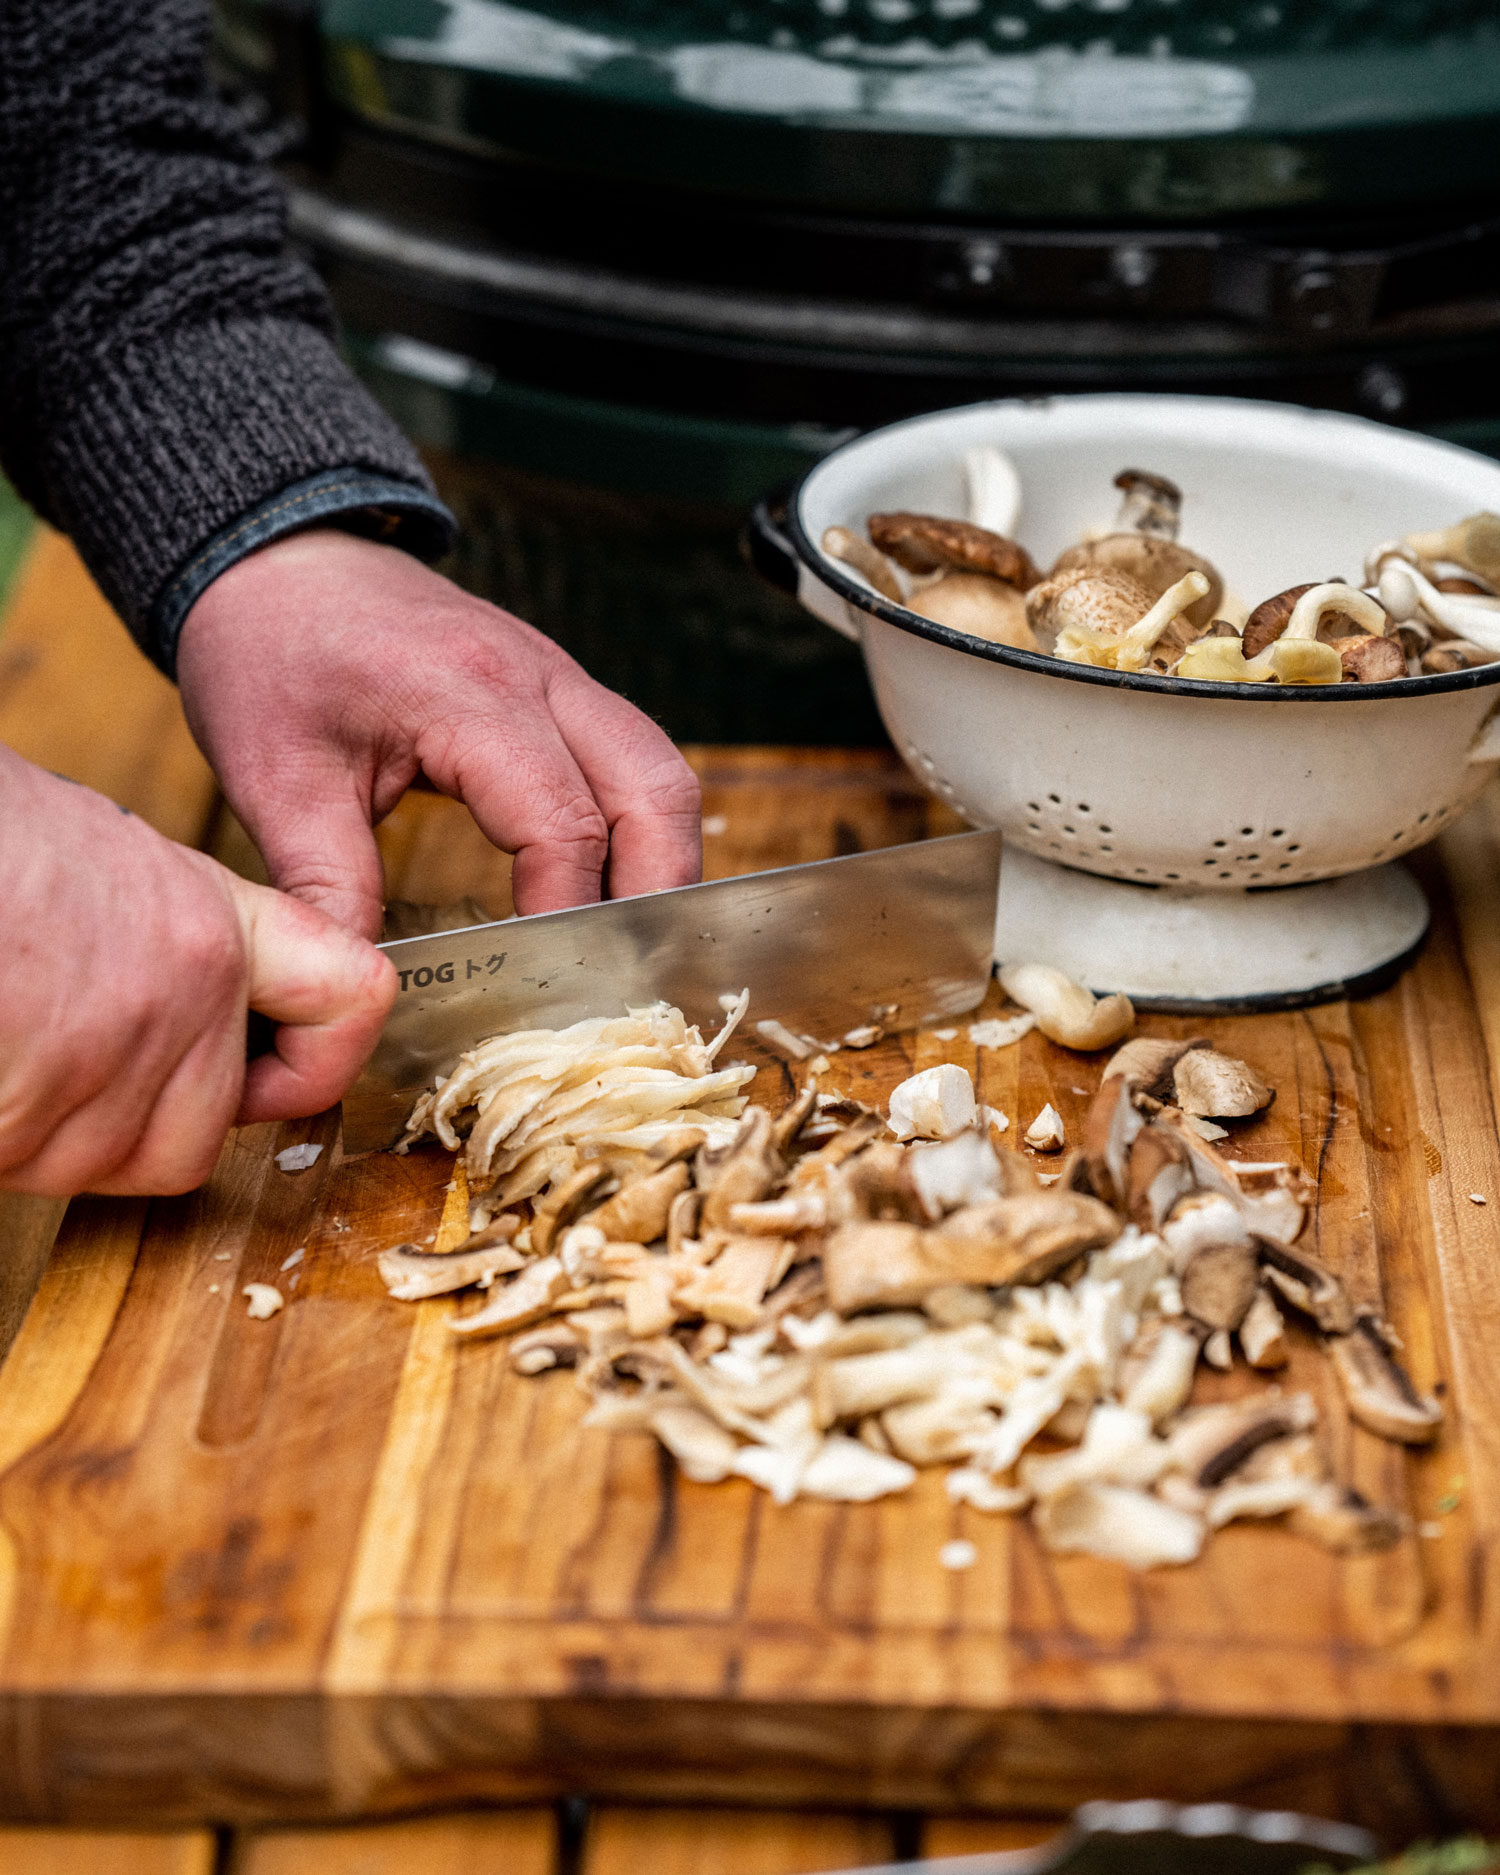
[147,468,458,677]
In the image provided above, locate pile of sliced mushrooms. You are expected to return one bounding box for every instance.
[823,452,1500,683]
[384,973,1439,1571]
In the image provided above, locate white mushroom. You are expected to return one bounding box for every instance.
[965,443,1023,537]
[998,963,1134,1052]
[1327,1313,1443,1445]
[969,1013,1037,1050]
[799,1435,918,1502]
[888,1063,978,1141]
[1036,1481,1203,1569]
[907,1129,1005,1219]
[1120,1323,1201,1424]
[650,1400,740,1483]
[1378,558,1500,655]
[243,1283,284,1319]
[1023,1103,1067,1154]
[449,1255,567,1337]
[1238,1286,1289,1369]
[1171,1049,1273,1119]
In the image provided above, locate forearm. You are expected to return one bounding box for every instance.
[0,0,452,673]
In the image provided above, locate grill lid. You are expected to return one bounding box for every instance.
[315,0,1500,217]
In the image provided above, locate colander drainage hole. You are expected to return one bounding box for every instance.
[1419,813,1430,824]
[1076,802,1091,813]
[1099,823,1113,833]
[1213,839,1226,849]
[1048,793,1061,804]
[1271,828,1285,838]
[1241,827,1253,836]
[1027,801,1041,812]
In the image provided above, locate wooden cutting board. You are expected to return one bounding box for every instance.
[3,745,1500,1838]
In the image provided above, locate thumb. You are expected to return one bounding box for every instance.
[251,790,388,941]
[226,873,396,1126]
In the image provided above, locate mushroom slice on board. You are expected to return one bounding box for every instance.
[1257,1240,1356,1335]
[867,512,1041,588]
[449,1255,568,1337]
[1104,1035,1210,1102]
[1171,1048,1274,1119]
[378,1240,528,1300]
[1036,1480,1204,1569]
[1327,1313,1443,1444]
[1238,1286,1289,1369]
[1081,1072,1145,1209]
[887,1064,978,1141]
[1180,1241,1261,1333]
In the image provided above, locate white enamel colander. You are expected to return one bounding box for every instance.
[768,395,1500,1007]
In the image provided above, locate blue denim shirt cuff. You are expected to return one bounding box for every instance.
[147,468,458,677]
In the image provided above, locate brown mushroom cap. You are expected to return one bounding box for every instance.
[1422,640,1498,674]
[1242,584,1368,659]
[1332,633,1407,684]
[1050,534,1223,633]
[867,513,1041,589]
[1025,565,1158,652]
[1113,468,1183,539]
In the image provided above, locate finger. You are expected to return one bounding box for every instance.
[440,713,611,916]
[251,787,390,941]
[79,1015,246,1195]
[543,666,702,899]
[227,875,396,1124]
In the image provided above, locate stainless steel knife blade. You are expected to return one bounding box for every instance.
[341,828,1002,1153]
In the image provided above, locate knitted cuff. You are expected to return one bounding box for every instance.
[34,315,450,670]
[146,468,457,677]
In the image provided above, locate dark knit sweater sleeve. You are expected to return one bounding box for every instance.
[0,0,453,669]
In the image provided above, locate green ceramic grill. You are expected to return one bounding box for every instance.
[215,0,1500,739]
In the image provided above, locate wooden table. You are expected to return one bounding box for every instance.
[4,525,1500,1851]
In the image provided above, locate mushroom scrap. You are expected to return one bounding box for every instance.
[385,999,1438,1569]
[830,451,1500,685]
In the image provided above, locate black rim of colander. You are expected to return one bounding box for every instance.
[785,443,1500,705]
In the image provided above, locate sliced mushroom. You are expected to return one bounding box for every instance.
[1036,1480,1203,1569]
[1080,1071,1145,1209]
[908,572,1039,651]
[378,1240,528,1300]
[1104,1035,1210,1102]
[1167,1394,1316,1490]
[449,1254,567,1338]
[1404,512,1500,588]
[1237,1285,1289,1369]
[1124,1124,1196,1233]
[999,962,1135,1052]
[1119,1322,1201,1424]
[1180,1241,1260,1333]
[799,1434,918,1502]
[530,1162,616,1256]
[868,512,1041,588]
[1288,1481,1404,1553]
[770,1077,822,1156]
[510,1320,586,1375]
[1023,1103,1066,1153]
[696,1107,783,1232]
[821,525,902,603]
[907,1129,1006,1220]
[586,1160,692,1245]
[1333,633,1407,684]
[1171,1048,1274,1120]
[1257,1240,1355,1335]
[650,1399,740,1484]
[887,1063,977,1141]
[1327,1313,1443,1445]
[822,1189,1118,1314]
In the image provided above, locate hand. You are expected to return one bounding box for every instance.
[0,749,394,1196]
[176,531,702,938]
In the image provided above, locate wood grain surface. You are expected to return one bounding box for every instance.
[4,540,1500,1838]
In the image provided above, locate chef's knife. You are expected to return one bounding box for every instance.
[341,829,1002,1153]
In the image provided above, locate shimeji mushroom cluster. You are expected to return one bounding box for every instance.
[822,452,1500,685]
[385,981,1439,1570]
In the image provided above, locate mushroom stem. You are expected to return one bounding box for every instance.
[1281,582,1387,643]
[1378,560,1500,655]
[1112,570,1212,672]
[821,526,903,603]
[1113,469,1183,541]
[965,444,1023,538]
[1404,513,1500,587]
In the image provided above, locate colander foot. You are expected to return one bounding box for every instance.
[994,850,1429,1013]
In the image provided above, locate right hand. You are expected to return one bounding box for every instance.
[0,749,395,1197]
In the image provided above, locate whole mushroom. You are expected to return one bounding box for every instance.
[1049,469,1224,634]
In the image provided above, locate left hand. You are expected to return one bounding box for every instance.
[176,529,702,939]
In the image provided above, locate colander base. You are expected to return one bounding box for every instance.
[994,850,1429,1013]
